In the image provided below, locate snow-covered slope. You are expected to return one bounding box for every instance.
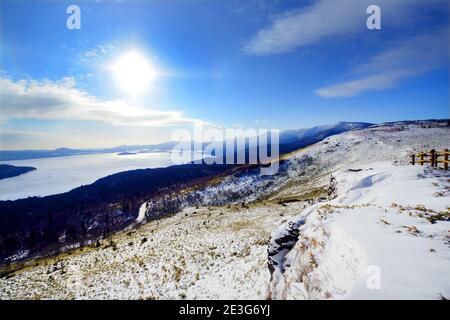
[267,123,450,300]
[1,122,449,299]
[269,162,449,300]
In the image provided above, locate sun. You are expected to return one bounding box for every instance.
[111,51,156,96]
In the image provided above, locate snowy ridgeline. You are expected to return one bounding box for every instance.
[172,124,450,212]
[1,123,449,299]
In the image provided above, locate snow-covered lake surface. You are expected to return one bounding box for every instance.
[0,152,202,201]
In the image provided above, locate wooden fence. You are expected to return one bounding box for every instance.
[410,149,449,170]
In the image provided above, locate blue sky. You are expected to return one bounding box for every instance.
[0,0,448,149]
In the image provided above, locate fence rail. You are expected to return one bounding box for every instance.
[410,149,449,170]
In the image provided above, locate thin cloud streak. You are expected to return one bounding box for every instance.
[315,29,449,98]
[244,0,446,55]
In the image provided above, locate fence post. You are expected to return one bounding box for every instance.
[430,149,436,167]
[420,153,424,165]
[445,149,449,170]
[411,154,415,165]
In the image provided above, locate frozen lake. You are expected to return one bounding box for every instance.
[0,152,201,201]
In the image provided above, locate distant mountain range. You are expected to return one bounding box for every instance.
[0,122,373,161]
[0,142,179,161]
[278,122,373,154]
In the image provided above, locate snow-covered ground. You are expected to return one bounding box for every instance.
[1,123,449,299]
[0,151,202,200]
[270,162,450,300]
[0,203,307,299]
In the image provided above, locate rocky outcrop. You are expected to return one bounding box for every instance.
[267,219,304,276]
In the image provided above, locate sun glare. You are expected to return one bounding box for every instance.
[112,51,156,96]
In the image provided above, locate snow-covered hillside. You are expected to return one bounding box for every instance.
[1,122,449,299]
[269,162,449,300]
[267,123,450,299]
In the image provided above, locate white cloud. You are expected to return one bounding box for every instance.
[0,77,203,126]
[244,0,445,55]
[315,29,449,98]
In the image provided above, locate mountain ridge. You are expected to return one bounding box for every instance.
[0,122,373,161]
